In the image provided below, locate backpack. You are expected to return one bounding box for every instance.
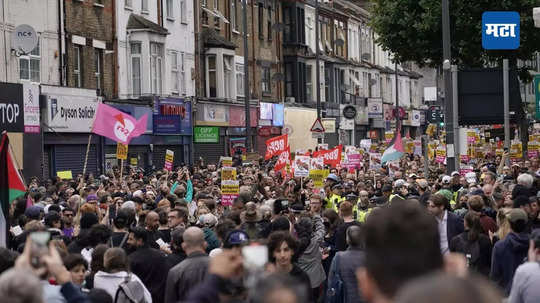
[326,253,345,303]
[114,273,147,303]
[456,233,481,269]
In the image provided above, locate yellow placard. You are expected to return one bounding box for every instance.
[221,156,233,167]
[495,148,504,156]
[221,167,237,181]
[130,158,138,165]
[309,169,330,189]
[116,143,128,160]
[165,149,174,163]
[221,180,240,195]
[510,142,523,159]
[57,170,73,180]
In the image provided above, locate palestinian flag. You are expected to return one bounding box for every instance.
[0,132,26,247]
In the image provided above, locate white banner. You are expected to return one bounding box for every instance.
[44,93,99,133]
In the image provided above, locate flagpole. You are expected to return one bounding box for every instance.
[120,159,124,182]
[82,134,92,177]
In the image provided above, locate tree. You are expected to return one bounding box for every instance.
[370,0,540,80]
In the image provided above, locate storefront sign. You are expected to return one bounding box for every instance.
[164,149,174,171]
[367,98,383,118]
[43,88,98,133]
[0,82,24,132]
[116,143,128,160]
[257,127,272,137]
[322,118,336,133]
[23,83,39,133]
[194,126,219,143]
[153,98,192,135]
[411,110,421,127]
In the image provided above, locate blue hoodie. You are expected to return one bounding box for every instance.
[490,232,529,296]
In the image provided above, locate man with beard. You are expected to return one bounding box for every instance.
[355,190,372,223]
[127,226,169,303]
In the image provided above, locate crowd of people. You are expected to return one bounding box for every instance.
[0,149,539,303]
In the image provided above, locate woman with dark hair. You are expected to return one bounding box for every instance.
[449,212,493,276]
[85,244,108,289]
[322,209,340,274]
[295,216,326,300]
[267,231,311,300]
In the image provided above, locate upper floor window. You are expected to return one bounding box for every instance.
[167,0,174,19]
[261,66,271,94]
[141,0,148,12]
[130,43,142,96]
[73,46,82,88]
[19,40,40,83]
[95,49,103,91]
[180,0,187,23]
[150,43,164,95]
[125,0,133,9]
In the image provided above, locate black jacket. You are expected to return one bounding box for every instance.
[446,211,464,244]
[449,231,492,276]
[165,251,210,303]
[129,247,169,303]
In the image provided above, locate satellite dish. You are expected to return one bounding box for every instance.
[11,24,38,54]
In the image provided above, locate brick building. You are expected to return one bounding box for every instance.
[64,0,115,99]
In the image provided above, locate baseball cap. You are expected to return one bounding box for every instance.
[442,175,451,184]
[223,230,249,248]
[394,179,406,188]
[465,172,477,184]
[332,183,343,190]
[345,193,358,201]
[86,194,98,202]
[507,208,528,224]
[326,174,340,182]
[451,171,460,177]
[408,173,418,179]
[24,205,43,220]
[417,179,428,189]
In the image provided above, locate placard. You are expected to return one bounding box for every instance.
[57,170,73,180]
[309,169,329,189]
[221,156,233,167]
[164,149,174,171]
[293,156,310,177]
[221,167,237,181]
[116,143,128,160]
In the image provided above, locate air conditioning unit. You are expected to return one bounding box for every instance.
[285,97,295,103]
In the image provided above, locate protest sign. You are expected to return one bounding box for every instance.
[164,149,174,171]
[309,169,329,188]
[265,134,288,159]
[116,143,128,160]
[293,156,310,177]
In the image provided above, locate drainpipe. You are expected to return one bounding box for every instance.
[2,0,8,81]
[112,0,118,98]
[58,0,64,85]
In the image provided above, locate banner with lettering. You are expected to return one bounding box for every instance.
[313,145,342,167]
[265,134,288,160]
[274,146,290,171]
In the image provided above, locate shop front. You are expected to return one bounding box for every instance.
[194,102,258,163]
[41,86,102,178]
[104,103,154,172]
[152,97,193,168]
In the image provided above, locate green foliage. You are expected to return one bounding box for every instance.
[370,0,540,75]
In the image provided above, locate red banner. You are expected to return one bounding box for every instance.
[274,146,291,171]
[265,134,288,160]
[313,145,342,167]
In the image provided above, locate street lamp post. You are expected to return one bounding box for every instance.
[242,0,251,152]
[442,0,455,173]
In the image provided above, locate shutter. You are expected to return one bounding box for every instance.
[194,135,225,164]
[54,144,98,177]
[153,145,184,170]
[43,146,51,179]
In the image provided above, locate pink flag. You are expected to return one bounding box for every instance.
[92,103,148,144]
